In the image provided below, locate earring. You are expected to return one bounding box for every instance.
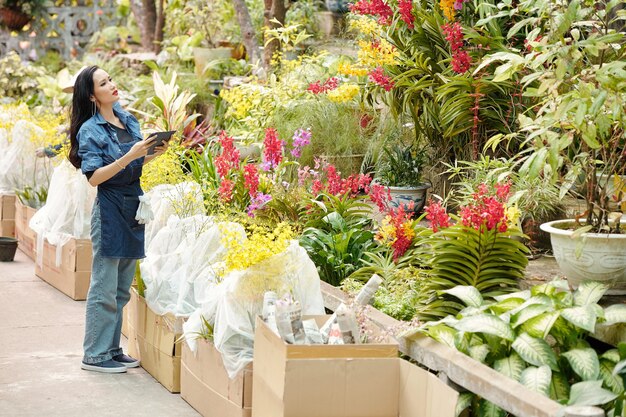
[91,101,97,117]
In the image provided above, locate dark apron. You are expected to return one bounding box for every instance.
[96,140,145,259]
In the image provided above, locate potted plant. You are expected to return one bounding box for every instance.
[0,0,47,30]
[489,1,626,294]
[375,140,430,214]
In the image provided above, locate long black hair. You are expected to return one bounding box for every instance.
[68,66,99,169]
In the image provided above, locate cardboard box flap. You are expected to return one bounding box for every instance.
[398,360,458,417]
[256,316,399,359]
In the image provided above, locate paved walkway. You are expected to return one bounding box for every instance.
[0,249,199,417]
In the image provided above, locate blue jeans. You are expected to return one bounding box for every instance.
[83,201,137,364]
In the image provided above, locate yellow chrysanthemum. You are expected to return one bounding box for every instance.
[327,83,360,103]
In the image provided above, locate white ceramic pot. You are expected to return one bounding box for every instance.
[540,219,626,295]
[388,183,431,214]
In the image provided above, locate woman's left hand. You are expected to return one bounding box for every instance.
[152,140,169,157]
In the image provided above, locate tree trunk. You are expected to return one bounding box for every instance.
[263,0,288,68]
[130,0,160,52]
[231,0,261,65]
[153,0,165,53]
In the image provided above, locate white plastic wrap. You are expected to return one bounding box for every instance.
[29,160,96,267]
[140,215,246,318]
[143,181,204,248]
[183,240,325,378]
[0,120,53,194]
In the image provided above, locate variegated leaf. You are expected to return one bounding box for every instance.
[561,305,597,332]
[494,352,526,382]
[444,286,484,308]
[455,392,473,417]
[520,365,552,396]
[512,333,559,371]
[568,380,618,406]
[550,372,570,402]
[454,314,515,341]
[469,344,491,363]
[599,358,624,394]
[574,281,609,306]
[603,304,626,325]
[563,348,600,381]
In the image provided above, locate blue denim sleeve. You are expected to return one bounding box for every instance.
[77,126,105,175]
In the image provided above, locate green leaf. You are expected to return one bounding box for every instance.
[427,324,457,348]
[512,333,559,371]
[444,285,484,308]
[599,359,624,394]
[490,297,525,315]
[520,366,552,396]
[568,380,618,406]
[477,399,506,417]
[603,304,626,325]
[563,348,600,381]
[574,281,609,306]
[561,305,598,332]
[550,372,571,402]
[601,349,620,363]
[511,304,551,328]
[454,314,515,341]
[469,344,491,363]
[494,352,526,382]
[521,312,560,339]
[455,392,474,417]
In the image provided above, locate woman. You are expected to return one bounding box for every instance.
[68,66,166,373]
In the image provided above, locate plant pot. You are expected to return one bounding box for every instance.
[0,8,31,31]
[388,183,431,214]
[540,219,626,295]
[0,237,18,262]
[192,47,233,78]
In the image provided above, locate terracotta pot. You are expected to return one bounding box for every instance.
[0,8,31,31]
[540,219,626,295]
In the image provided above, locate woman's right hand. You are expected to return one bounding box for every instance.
[126,135,157,160]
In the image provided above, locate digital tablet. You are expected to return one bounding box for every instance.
[146,130,176,155]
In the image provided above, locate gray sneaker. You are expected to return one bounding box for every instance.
[112,354,140,368]
[81,359,127,373]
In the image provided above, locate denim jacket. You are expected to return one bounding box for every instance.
[77,102,146,259]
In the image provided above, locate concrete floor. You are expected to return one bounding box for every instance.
[0,249,199,417]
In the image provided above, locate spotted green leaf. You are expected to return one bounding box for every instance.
[454,314,515,341]
[574,281,609,306]
[561,305,597,332]
[520,366,552,396]
[563,348,600,381]
[444,286,484,308]
[568,380,618,406]
[512,333,559,371]
[494,352,526,382]
[603,304,626,325]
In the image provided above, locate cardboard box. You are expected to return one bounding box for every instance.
[127,288,183,393]
[181,339,253,417]
[252,316,458,417]
[0,194,16,237]
[34,237,92,300]
[14,198,37,260]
